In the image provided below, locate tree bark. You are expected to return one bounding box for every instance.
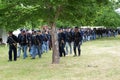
[51,23,60,64]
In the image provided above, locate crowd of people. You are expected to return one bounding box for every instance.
[6,27,119,61]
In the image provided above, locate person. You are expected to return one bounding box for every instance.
[43,31,49,53]
[18,30,28,59]
[58,28,66,57]
[7,31,18,61]
[30,30,38,59]
[65,28,73,55]
[36,30,43,58]
[73,27,82,56]
[17,29,23,58]
[26,29,32,53]
[0,38,2,44]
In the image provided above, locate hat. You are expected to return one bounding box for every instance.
[75,26,78,28]
[59,28,62,30]
[22,29,26,32]
[34,30,37,33]
[20,29,23,31]
[37,30,41,32]
[32,29,34,31]
[8,31,13,34]
[26,29,29,31]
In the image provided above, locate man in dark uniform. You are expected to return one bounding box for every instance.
[36,30,43,58]
[30,30,38,59]
[17,29,23,58]
[58,28,66,57]
[65,28,73,55]
[7,31,18,61]
[43,31,50,53]
[26,29,32,52]
[73,27,82,56]
[18,30,28,59]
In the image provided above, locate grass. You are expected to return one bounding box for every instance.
[0,36,120,80]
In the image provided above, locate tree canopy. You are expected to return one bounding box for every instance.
[1,0,119,30]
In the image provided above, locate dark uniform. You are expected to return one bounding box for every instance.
[65,28,73,55]
[47,31,52,50]
[7,31,18,61]
[58,29,66,57]
[43,31,50,53]
[18,30,28,59]
[36,30,43,58]
[73,27,82,56]
[30,31,38,59]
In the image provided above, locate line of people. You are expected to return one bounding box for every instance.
[81,28,118,42]
[58,27,82,57]
[17,29,51,59]
[6,27,83,61]
[7,27,118,61]
[7,29,51,61]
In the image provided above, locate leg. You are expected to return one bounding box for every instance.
[17,45,21,58]
[13,46,17,61]
[62,44,66,57]
[23,45,27,59]
[37,45,41,58]
[73,43,77,56]
[46,41,49,52]
[42,41,45,53]
[31,45,36,59]
[69,42,72,54]
[78,44,81,56]
[8,46,12,61]
[65,42,68,55]
[59,45,62,57]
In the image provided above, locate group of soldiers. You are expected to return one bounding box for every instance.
[82,28,118,41]
[58,27,82,57]
[7,26,118,61]
[7,29,51,61]
[7,27,83,61]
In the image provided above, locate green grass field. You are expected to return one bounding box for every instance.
[0,36,120,80]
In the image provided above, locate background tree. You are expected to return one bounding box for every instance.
[94,6,120,28]
[93,0,120,28]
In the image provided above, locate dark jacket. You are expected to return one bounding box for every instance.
[7,35,18,46]
[73,32,82,44]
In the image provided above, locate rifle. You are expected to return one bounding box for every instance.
[8,36,17,48]
[36,35,41,46]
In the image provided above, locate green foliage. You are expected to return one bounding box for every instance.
[0,0,119,30]
[110,0,120,9]
[94,5,120,28]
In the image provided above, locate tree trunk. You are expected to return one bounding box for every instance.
[51,23,60,64]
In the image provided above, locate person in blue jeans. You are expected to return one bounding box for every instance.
[36,30,43,58]
[30,30,37,59]
[43,31,49,53]
[65,28,73,55]
[17,29,23,58]
[18,30,28,59]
